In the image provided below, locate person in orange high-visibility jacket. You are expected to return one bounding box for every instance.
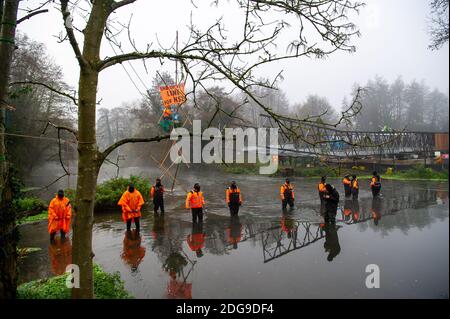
[351,175,359,199]
[187,222,205,257]
[118,183,144,232]
[318,176,327,202]
[342,175,352,197]
[370,171,382,197]
[226,181,242,216]
[280,178,295,210]
[185,183,205,223]
[162,107,172,119]
[48,190,72,242]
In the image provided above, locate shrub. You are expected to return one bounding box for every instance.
[17,264,133,299]
[64,175,151,210]
[13,197,47,214]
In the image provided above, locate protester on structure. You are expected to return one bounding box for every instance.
[351,175,359,199]
[370,171,382,197]
[150,178,165,214]
[226,181,242,216]
[318,176,327,202]
[48,189,72,242]
[186,183,205,223]
[280,178,295,210]
[118,183,144,232]
[342,175,352,197]
[323,184,340,223]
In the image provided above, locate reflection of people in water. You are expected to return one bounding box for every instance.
[351,199,360,223]
[163,252,192,299]
[151,212,165,249]
[323,224,341,262]
[227,216,242,249]
[48,237,72,276]
[343,199,352,222]
[371,197,383,226]
[281,213,296,239]
[187,222,205,258]
[121,230,146,272]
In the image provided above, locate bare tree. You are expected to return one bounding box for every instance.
[428,0,449,50]
[53,0,364,298]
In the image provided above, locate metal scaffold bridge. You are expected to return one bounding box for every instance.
[259,114,448,159]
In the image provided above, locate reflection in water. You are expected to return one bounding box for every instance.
[227,216,242,249]
[48,237,72,276]
[121,230,146,272]
[17,178,449,298]
[322,224,341,262]
[187,222,206,258]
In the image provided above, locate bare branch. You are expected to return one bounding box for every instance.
[60,0,87,68]
[17,9,48,24]
[9,81,78,105]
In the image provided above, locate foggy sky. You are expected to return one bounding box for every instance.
[17,0,449,111]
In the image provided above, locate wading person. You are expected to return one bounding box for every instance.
[48,190,72,242]
[351,175,359,199]
[118,183,144,232]
[226,181,242,216]
[342,175,352,197]
[150,178,165,214]
[370,171,382,197]
[186,183,205,223]
[323,184,340,223]
[318,176,327,202]
[280,178,295,210]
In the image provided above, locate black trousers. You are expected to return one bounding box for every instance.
[371,185,381,197]
[282,198,294,210]
[344,186,352,197]
[191,208,203,223]
[352,189,359,199]
[229,204,240,216]
[126,217,140,232]
[153,199,165,214]
[50,230,66,241]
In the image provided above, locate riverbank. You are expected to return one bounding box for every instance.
[17,264,133,299]
[220,163,448,181]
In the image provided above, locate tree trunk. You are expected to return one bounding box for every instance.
[71,1,109,299]
[0,0,19,299]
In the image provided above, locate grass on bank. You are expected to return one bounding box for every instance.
[17,264,133,299]
[17,211,48,224]
[221,163,448,180]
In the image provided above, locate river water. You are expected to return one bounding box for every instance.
[18,166,449,298]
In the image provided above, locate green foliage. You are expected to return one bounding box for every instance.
[17,264,133,299]
[65,175,150,209]
[387,165,448,180]
[17,211,48,224]
[13,197,47,213]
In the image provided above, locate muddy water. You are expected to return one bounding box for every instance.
[18,167,449,298]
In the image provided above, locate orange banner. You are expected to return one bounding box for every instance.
[159,83,186,107]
